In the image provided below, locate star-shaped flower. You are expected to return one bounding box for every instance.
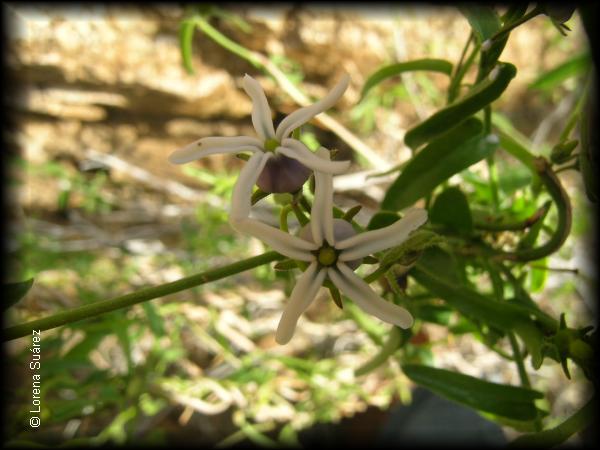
[169,74,351,194]
[230,149,428,344]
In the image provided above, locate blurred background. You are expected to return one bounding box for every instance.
[3,4,595,446]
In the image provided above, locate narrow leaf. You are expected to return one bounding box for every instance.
[529,53,591,91]
[142,302,165,336]
[4,278,34,310]
[460,6,502,43]
[405,62,517,150]
[529,258,549,293]
[360,59,453,100]
[367,211,401,231]
[384,118,498,211]
[430,187,474,235]
[411,263,535,331]
[403,364,544,421]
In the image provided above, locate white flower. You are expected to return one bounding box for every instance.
[231,149,428,344]
[168,74,352,194]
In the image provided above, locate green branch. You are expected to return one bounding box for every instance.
[496,157,572,262]
[447,38,480,104]
[355,326,404,376]
[4,251,284,341]
[487,5,544,46]
[509,396,595,447]
[474,201,551,232]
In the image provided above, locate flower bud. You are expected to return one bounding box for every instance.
[542,5,576,24]
[551,139,578,164]
[256,154,311,194]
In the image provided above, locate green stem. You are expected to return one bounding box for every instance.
[485,109,500,212]
[448,39,480,104]
[364,264,391,284]
[299,195,312,215]
[509,396,595,447]
[508,333,531,387]
[4,251,284,341]
[355,327,404,376]
[474,201,551,232]
[496,129,537,172]
[496,263,557,331]
[496,157,572,262]
[447,31,473,104]
[529,265,578,274]
[333,206,364,231]
[555,163,578,174]
[194,16,262,67]
[508,332,542,431]
[488,6,544,45]
[217,421,276,448]
[291,203,309,226]
[279,205,292,232]
[559,76,591,142]
[494,130,572,262]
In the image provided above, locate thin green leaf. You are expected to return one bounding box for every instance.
[355,327,406,376]
[63,331,105,361]
[360,59,453,101]
[430,187,474,235]
[501,5,529,25]
[460,6,502,43]
[416,303,454,326]
[529,53,591,91]
[4,278,34,309]
[179,19,197,75]
[405,62,517,150]
[212,8,253,33]
[497,163,532,195]
[403,364,544,421]
[513,321,545,369]
[416,247,466,286]
[529,258,549,293]
[367,211,401,230]
[384,118,498,211]
[518,201,551,250]
[411,263,536,332]
[142,302,165,337]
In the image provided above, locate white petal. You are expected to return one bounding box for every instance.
[310,148,335,246]
[168,137,263,164]
[278,139,351,174]
[230,152,272,222]
[276,262,327,344]
[329,263,414,328]
[242,74,276,140]
[337,208,428,261]
[235,219,317,261]
[275,74,350,140]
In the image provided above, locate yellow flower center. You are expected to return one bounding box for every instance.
[264,138,280,152]
[317,246,337,266]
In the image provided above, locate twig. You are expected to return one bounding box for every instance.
[84,148,222,206]
[3,251,284,341]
